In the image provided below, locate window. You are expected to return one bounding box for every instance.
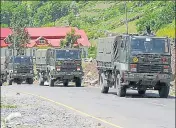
[39,39,45,44]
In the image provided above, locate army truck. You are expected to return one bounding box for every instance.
[0,57,7,86]
[35,49,48,85]
[5,55,34,85]
[96,34,172,98]
[46,48,84,87]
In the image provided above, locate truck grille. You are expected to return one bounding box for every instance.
[16,67,31,73]
[60,62,77,72]
[138,64,162,73]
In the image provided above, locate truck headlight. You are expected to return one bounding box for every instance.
[14,70,17,73]
[130,64,137,72]
[163,65,169,73]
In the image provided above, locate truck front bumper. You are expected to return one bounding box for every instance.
[124,72,171,83]
[11,73,34,79]
[51,71,84,79]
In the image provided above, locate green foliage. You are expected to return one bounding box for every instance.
[8,17,31,55]
[60,28,81,48]
[156,19,175,38]
[1,24,8,28]
[60,39,66,48]
[136,2,175,33]
[88,45,97,58]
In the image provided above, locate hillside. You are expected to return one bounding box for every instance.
[1,1,175,38]
[1,1,175,58]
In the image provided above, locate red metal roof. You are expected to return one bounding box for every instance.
[0,28,12,39]
[0,40,9,47]
[27,27,79,37]
[0,27,90,47]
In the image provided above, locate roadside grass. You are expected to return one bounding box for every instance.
[0,104,17,109]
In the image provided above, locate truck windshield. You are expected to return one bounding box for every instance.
[56,50,80,60]
[131,38,169,54]
[11,56,32,64]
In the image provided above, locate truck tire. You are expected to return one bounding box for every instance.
[39,79,44,86]
[27,78,33,84]
[0,81,2,86]
[75,78,81,87]
[138,90,146,95]
[158,84,170,98]
[63,81,68,87]
[17,79,22,84]
[7,79,13,85]
[100,73,109,93]
[49,79,55,87]
[116,74,126,97]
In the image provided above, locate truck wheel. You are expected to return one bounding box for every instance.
[17,80,22,84]
[0,81,2,86]
[116,74,126,97]
[75,78,81,87]
[7,79,13,85]
[138,90,146,95]
[100,73,109,93]
[39,79,44,86]
[158,84,170,98]
[63,81,68,87]
[49,79,55,87]
[27,78,33,84]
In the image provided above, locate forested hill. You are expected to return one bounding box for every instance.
[1,1,175,40]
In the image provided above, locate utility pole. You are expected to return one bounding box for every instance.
[12,29,16,73]
[124,1,128,34]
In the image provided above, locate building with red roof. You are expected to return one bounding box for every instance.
[0,27,90,57]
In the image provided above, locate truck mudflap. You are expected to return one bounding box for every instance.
[124,73,171,82]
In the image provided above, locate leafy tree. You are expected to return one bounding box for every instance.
[60,28,81,48]
[7,18,30,56]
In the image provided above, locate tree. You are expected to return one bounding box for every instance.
[8,18,30,56]
[60,28,81,48]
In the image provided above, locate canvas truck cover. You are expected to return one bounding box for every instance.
[96,36,118,63]
[1,57,6,72]
[36,49,48,65]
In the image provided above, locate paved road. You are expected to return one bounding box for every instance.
[1,84,175,128]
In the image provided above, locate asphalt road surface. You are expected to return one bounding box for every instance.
[1,84,175,128]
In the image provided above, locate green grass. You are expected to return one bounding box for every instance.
[1,104,17,108]
[55,1,174,40]
[111,20,139,34]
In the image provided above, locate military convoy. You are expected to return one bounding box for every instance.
[1,47,84,87]
[96,33,172,98]
[1,28,173,98]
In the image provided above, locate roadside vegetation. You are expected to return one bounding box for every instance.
[1,1,175,58]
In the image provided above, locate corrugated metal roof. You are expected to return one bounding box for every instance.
[0,27,90,47]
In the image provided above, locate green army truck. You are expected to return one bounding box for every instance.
[35,49,48,85]
[5,56,34,85]
[96,34,172,98]
[46,48,84,87]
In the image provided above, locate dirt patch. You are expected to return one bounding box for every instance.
[82,61,99,86]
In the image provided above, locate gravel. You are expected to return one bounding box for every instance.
[1,89,110,128]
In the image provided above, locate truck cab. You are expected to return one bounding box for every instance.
[6,55,34,85]
[96,34,172,98]
[46,48,84,87]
